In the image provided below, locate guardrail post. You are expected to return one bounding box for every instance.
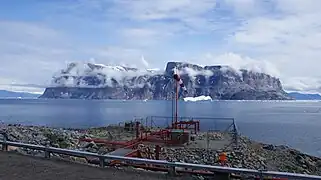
[259,169,264,180]
[44,145,50,159]
[2,139,8,151]
[99,157,105,167]
[1,132,8,151]
[168,163,176,176]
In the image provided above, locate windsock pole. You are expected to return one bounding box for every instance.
[173,67,179,128]
[173,68,187,129]
[175,77,178,128]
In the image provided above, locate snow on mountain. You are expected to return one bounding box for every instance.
[51,62,163,88]
[40,61,291,100]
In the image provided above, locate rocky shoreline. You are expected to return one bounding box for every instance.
[1,124,321,176]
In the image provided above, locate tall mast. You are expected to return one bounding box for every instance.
[173,67,187,129]
[172,67,178,128]
[175,74,178,128]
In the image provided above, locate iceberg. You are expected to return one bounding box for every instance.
[183,95,212,102]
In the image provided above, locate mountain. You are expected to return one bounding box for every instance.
[0,90,40,98]
[287,92,321,100]
[39,62,292,100]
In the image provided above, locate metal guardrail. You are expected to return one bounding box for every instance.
[1,140,321,180]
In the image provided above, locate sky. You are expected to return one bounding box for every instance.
[1,0,321,94]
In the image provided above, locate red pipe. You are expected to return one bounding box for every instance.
[122,140,142,149]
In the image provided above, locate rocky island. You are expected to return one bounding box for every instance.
[39,62,291,100]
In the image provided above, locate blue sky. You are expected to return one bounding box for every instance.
[1,0,321,94]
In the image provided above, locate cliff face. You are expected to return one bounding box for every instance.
[39,62,291,100]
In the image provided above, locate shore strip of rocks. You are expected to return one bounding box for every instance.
[1,124,321,176]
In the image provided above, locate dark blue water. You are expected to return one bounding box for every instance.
[0,99,320,157]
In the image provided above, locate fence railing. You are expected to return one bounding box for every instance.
[1,139,321,180]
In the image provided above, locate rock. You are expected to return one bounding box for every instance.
[316,160,321,167]
[304,170,311,174]
[305,158,316,170]
[263,144,275,151]
[52,143,60,148]
[192,175,205,180]
[296,155,306,164]
[87,147,98,153]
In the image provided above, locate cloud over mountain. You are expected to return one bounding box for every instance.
[40,61,290,100]
[1,0,321,94]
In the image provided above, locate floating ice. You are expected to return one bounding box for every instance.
[183,95,212,102]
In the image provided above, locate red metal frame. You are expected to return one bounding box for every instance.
[172,120,200,134]
[171,71,200,133]
[79,71,205,174]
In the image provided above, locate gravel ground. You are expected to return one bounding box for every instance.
[2,124,321,177]
[0,151,192,180]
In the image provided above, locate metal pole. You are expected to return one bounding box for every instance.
[45,145,51,158]
[1,131,8,151]
[99,157,105,167]
[175,80,178,129]
[172,90,174,128]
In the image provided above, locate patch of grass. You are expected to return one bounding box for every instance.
[43,131,70,149]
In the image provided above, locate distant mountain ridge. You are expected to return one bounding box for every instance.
[287,92,321,100]
[39,62,292,100]
[0,90,39,98]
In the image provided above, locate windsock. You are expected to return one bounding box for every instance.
[173,73,187,92]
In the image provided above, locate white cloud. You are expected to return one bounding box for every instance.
[114,0,216,21]
[274,0,321,14]
[2,0,321,94]
[223,0,263,16]
[51,62,163,87]
[121,28,171,47]
[85,46,145,67]
[224,0,321,93]
[122,28,159,38]
[141,55,149,68]
[196,52,280,77]
[0,19,162,92]
[0,21,69,88]
[69,0,218,35]
[177,67,214,82]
